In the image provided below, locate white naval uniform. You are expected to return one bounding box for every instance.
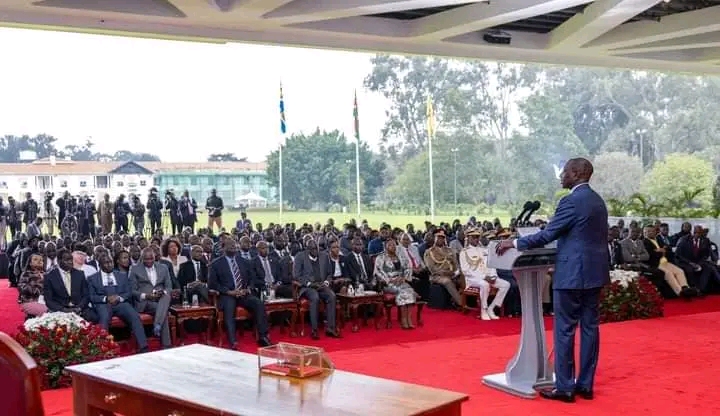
[459,244,510,319]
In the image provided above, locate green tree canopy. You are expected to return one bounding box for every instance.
[641,153,715,208]
[591,152,643,200]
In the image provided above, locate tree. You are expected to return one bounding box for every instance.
[590,152,643,200]
[207,153,246,162]
[111,151,161,161]
[62,139,95,161]
[265,129,384,209]
[641,153,715,208]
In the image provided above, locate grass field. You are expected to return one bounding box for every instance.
[207,210,513,230]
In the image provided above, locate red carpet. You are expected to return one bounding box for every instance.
[1,283,720,415]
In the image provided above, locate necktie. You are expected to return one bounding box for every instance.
[63,271,72,295]
[357,254,367,279]
[262,257,273,284]
[406,247,418,269]
[231,258,243,289]
[694,239,700,255]
[195,262,200,280]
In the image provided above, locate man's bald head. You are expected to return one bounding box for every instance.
[561,158,594,189]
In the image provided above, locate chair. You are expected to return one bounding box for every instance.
[110,313,177,349]
[0,332,44,416]
[209,290,251,346]
[461,286,503,315]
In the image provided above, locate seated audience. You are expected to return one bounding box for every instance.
[620,227,650,268]
[375,238,417,328]
[642,225,698,298]
[293,239,340,340]
[43,248,95,320]
[347,236,375,290]
[327,240,351,293]
[255,240,293,299]
[459,227,509,320]
[208,239,272,348]
[18,253,48,317]
[177,244,210,304]
[675,225,720,294]
[128,247,173,348]
[88,253,148,353]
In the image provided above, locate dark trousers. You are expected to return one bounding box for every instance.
[95,302,148,349]
[274,284,294,299]
[498,270,521,315]
[171,217,181,234]
[149,216,161,234]
[682,261,717,293]
[115,217,128,233]
[219,294,268,345]
[553,288,601,392]
[301,287,336,331]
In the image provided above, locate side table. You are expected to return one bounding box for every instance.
[337,292,384,332]
[169,305,216,346]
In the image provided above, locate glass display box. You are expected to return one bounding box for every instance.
[258,343,334,378]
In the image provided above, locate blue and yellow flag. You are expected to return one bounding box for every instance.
[280,82,286,135]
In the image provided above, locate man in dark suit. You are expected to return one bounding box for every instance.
[256,241,293,299]
[345,237,374,290]
[87,253,148,352]
[208,239,271,349]
[293,240,340,340]
[675,225,718,294]
[43,248,95,321]
[177,245,209,304]
[497,158,608,403]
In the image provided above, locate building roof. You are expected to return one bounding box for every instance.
[0,159,267,176]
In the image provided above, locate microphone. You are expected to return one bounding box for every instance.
[523,201,542,225]
[515,201,532,227]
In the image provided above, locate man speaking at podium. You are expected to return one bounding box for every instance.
[496,158,609,403]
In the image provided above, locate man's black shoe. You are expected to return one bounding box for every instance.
[539,389,575,403]
[257,336,273,347]
[574,387,594,400]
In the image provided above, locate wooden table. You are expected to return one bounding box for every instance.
[169,305,216,346]
[66,344,468,416]
[337,292,384,332]
[264,298,299,337]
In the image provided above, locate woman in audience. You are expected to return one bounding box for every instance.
[374,238,417,329]
[18,252,48,318]
[114,249,131,275]
[161,238,187,277]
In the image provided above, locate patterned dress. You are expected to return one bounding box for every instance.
[18,269,48,317]
[373,252,416,306]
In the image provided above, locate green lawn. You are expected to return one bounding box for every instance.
[210,210,512,230]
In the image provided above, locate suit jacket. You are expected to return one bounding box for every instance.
[158,258,180,290]
[608,240,623,267]
[208,255,260,295]
[293,250,330,286]
[176,259,208,291]
[128,262,173,305]
[675,235,712,265]
[619,238,650,264]
[516,184,609,290]
[327,254,350,279]
[346,251,373,284]
[87,270,132,305]
[642,238,667,269]
[257,253,291,286]
[43,267,90,312]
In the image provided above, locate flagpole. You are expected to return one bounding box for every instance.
[353,90,362,221]
[279,82,286,223]
[426,96,436,223]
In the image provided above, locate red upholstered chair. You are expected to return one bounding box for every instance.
[0,331,44,416]
[209,289,251,346]
[382,290,426,328]
[110,313,177,348]
[461,286,503,315]
[295,285,343,337]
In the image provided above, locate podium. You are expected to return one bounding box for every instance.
[483,238,556,398]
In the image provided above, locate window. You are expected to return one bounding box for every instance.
[221,176,229,186]
[20,181,27,189]
[60,180,68,188]
[190,177,197,186]
[140,180,147,186]
[116,181,124,187]
[95,176,109,189]
[36,175,52,190]
[79,181,87,188]
[153,177,160,186]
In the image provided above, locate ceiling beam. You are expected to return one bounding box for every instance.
[263,0,473,24]
[234,0,298,17]
[408,0,589,41]
[606,32,720,54]
[289,16,411,37]
[548,0,661,49]
[585,5,720,50]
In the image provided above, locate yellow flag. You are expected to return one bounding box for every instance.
[426,95,435,138]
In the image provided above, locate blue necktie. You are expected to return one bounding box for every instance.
[231,258,242,289]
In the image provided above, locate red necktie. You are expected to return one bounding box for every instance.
[694,239,700,255]
[406,247,417,269]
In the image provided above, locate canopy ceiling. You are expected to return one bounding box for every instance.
[2,0,720,73]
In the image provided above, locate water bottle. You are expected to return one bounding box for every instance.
[347,285,355,296]
[269,288,276,301]
[182,288,190,307]
[191,294,199,307]
[357,284,364,296]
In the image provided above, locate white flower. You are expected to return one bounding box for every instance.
[609,269,639,289]
[23,311,89,332]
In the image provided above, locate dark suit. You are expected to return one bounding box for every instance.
[208,255,268,345]
[43,268,94,321]
[345,251,374,289]
[516,183,608,393]
[87,270,148,349]
[675,235,717,292]
[258,252,294,299]
[293,250,337,331]
[177,260,210,304]
[128,262,173,347]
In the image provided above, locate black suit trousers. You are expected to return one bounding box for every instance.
[219,294,268,344]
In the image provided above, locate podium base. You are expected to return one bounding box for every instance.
[482,373,555,399]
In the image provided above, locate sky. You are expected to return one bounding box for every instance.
[0,28,389,162]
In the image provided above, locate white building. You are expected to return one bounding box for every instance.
[0,159,155,201]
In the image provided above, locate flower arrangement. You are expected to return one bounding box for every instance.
[600,270,664,323]
[14,312,119,389]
